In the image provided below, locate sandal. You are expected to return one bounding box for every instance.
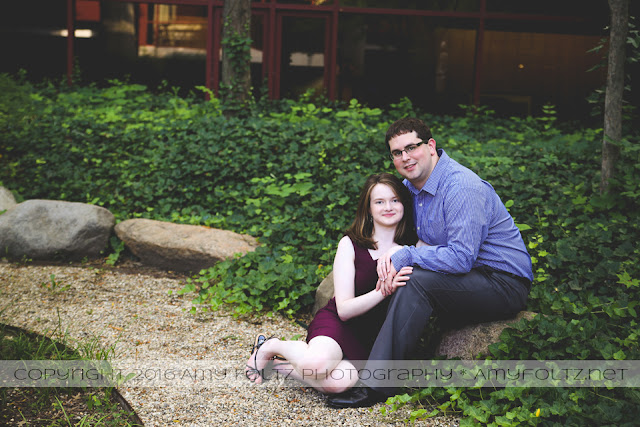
[245,334,284,382]
[246,334,267,382]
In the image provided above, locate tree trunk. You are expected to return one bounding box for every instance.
[221,0,252,112]
[601,0,629,195]
[101,3,137,72]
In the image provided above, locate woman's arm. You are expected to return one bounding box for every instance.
[333,236,388,321]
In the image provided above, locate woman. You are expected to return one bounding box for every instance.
[245,173,418,394]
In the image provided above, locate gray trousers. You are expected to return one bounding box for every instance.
[361,266,530,394]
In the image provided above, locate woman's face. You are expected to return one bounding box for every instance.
[369,183,404,228]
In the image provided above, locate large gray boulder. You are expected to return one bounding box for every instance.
[0,199,115,260]
[114,218,259,272]
[311,270,534,358]
[0,187,17,212]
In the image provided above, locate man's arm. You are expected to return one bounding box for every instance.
[391,183,491,274]
[376,240,428,295]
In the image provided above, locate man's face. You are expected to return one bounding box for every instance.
[389,131,437,189]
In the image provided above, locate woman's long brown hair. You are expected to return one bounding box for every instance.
[345,173,418,250]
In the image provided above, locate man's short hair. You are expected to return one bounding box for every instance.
[385,117,433,146]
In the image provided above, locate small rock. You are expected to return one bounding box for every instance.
[114,218,259,272]
[311,271,333,316]
[435,311,536,359]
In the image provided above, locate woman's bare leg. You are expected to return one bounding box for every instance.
[271,359,359,394]
[246,336,359,392]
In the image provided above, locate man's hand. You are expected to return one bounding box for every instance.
[392,266,413,290]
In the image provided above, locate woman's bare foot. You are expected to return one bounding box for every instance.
[245,335,276,384]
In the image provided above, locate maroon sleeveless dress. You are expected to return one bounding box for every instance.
[306,238,390,361]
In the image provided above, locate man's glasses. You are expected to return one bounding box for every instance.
[389,141,424,160]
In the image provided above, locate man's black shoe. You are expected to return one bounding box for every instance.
[327,386,385,409]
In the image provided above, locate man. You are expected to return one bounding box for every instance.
[328,117,532,408]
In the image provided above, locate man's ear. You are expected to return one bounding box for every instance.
[428,138,437,154]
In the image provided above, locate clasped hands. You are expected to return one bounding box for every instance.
[375,245,413,297]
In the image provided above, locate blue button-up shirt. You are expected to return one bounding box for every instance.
[391,149,534,282]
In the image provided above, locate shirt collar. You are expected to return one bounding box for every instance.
[405,149,449,195]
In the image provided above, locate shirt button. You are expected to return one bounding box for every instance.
[417,227,421,230]
[419,203,423,207]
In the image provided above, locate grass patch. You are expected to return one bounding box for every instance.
[0,323,142,426]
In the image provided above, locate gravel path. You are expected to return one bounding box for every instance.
[0,260,459,426]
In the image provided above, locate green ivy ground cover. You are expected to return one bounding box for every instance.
[1,74,639,425]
